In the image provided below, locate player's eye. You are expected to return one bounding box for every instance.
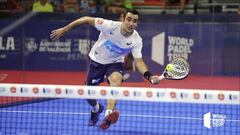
[127,17,132,22]
[133,19,138,23]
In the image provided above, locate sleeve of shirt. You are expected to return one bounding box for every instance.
[95,18,113,33]
[132,38,143,58]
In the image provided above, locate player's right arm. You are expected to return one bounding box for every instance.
[50,16,95,41]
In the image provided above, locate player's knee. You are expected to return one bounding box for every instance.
[108,74,123,86]
[110,78,122,86]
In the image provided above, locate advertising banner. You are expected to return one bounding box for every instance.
[0,21,100,71]
[0,20,239,75]
[138,23,239,75]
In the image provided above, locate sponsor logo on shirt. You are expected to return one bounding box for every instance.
[126,42,132,46]
[104,40,131,57]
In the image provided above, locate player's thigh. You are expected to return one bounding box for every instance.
[106,62,124,86]
[86,60,106,85]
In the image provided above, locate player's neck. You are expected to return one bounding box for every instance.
[120,24,133,37]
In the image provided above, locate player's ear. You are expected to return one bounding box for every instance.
[121,15,125,22]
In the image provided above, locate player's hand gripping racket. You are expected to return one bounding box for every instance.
[158,57,190,80]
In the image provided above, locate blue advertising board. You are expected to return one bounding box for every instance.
[0,17,239,75]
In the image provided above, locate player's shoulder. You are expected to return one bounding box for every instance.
[97,18,120,28]
[111,21,121,28]
[97,18,119,25]
[132,30,142,42]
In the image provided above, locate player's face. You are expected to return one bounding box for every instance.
[122,12,139,33]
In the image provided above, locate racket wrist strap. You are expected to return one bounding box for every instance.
[144,71,153,81]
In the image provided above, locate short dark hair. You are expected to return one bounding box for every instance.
[123,9,140,19]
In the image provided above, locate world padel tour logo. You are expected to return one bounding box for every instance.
[203,112,226,129]
[151,32,194,65]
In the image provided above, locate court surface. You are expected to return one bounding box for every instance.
[0,70,239,135]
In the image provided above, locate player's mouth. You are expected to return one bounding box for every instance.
[127,27,134,31]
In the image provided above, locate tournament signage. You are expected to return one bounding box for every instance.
[139,23,239,75]
[0,20,98,71]
[0,20,239,75]
[0,83,239,104]
[0,36,22,69]
[167,35,193,62]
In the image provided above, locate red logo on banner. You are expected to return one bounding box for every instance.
[10,87,16,93]
[193,92,200,100]
[123,90,129,96]
[32,87,39,94]
[218,93,225,100]
[170,92,176,98]
[146,91,153,98]
[78,89,84,95]
[100,89,107,96]
[55,88,62,94]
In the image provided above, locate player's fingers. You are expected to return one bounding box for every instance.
[50,31,61,41]
[50,35,57,41]
[150,79,159,85]
[151,76,159,80]
[50,34,58,41]
[50,30,57,35]
[53,36,59,41]
[50,30,57,39]
[150,76,160,84]
[50,28,64,41]
[50,33,55,39]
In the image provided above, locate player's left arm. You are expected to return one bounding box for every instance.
[50,16,95,41]
[134,58,160,84]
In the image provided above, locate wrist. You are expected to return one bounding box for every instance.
[63,27,69,33]
[144,71,153,81]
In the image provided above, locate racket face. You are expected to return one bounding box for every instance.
[165,57,190,80]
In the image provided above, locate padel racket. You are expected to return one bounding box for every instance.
[158,57,190,80]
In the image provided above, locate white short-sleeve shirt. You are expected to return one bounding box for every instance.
[88,18,143,64]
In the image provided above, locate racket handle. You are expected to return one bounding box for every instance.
[151,75,164,84]
[158,75,164,80]
[150,75,164,84]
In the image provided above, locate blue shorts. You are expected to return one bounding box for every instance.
[86,60,124,85]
